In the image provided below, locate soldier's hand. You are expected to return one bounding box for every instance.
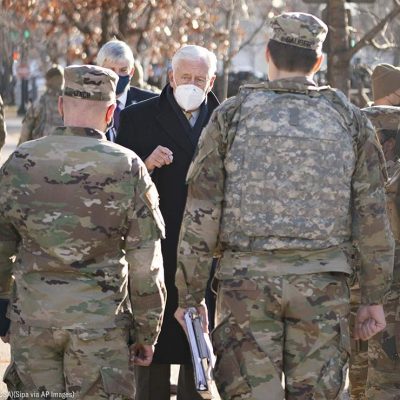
[130,343,154,366]
[174,302,209,334]
[145,146,173,172]
[354,304,386,341]
[1,332,9,343]
[174,307,187,333]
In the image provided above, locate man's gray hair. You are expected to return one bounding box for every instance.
[97,39,135,70]
[172,45,217,77]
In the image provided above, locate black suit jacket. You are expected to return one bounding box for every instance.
[117,84,219,364]
[106,86,157,141]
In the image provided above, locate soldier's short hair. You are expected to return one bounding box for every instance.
[267,39,319,74]
[172,45,217,77]
[97,39,135,71]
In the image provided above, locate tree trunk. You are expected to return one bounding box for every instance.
[220,2,235,101]
[326,0,351,96]
[100,3,112,47]
[118,1,130,39]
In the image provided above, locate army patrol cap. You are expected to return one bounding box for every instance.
[372,64,400,103]
[63,65,118,102]
[270,12,328,51]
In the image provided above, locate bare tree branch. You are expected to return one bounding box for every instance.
[370,37,400,50]
[348,0,400,58]
[236,18,265,53]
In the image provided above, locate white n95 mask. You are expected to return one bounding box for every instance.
[174,84,206,111]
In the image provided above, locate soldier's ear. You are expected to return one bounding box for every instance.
[311,54,324,74]
[58,96,64,119]
[105,103,116,125]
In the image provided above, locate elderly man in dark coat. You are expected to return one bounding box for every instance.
[117,44,219,400]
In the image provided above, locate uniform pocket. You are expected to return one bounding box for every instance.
[100,367,135,399]
[211,319,251,399]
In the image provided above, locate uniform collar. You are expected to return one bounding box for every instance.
[50,126,106,139]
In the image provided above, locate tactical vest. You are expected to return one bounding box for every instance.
[220,85,358,251]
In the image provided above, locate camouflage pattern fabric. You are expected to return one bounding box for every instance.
[366,282,400,399]
[349,282,368,400]
[63,65,118,102]
[18,89,63,144]
[0,126,165,342]
[177,77,393,399]
[0,94,6,151]
[4,323,135,399]
[213,271,350,400]
[349,106,400,399]
[270,12,328,50]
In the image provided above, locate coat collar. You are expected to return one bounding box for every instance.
[155,84,220,156]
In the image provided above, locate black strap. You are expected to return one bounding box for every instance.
[0,299,10,336]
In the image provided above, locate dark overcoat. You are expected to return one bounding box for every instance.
[106,86,158,142]
[117,84,219,363]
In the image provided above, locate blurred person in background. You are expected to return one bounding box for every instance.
[18,65,64,145]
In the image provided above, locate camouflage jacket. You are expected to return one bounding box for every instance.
[0,95,6,151]
[177,77,394,307]
[18,88,63,145]
[363,105,400,284]
[0,127,166,345]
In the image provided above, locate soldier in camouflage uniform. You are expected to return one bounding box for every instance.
[0,94,7,152]
[174,12,394,400]
[0,65,166,399]
[349,64,400,400]
[18,65,64,145]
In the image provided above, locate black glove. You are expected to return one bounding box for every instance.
[0,299,10,336]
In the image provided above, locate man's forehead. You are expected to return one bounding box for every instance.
[173,58,210,75]
[102,58,130,70]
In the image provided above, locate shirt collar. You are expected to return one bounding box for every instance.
[50,126,105,139]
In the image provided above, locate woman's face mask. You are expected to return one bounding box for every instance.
[173,84,206,111]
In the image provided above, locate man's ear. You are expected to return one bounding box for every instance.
[208,75,216,92]
[58,96,64,118]
[311,54,324,74]
[106,103,116,125]
[168,69,175,89]
[265,47,271,64]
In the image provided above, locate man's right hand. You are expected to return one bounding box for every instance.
[129,343,154,366]
[1,332,9,343]
[145,146,173,172]
[354,304,386,341]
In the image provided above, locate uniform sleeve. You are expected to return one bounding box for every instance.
[0,96,6,151]
[0,159,20,299]
[18,103,38,145]
[352,111,394,304]
[176,99,238,308]
[125,162,166,345]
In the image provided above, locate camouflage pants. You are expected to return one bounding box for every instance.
[3,322,135,399]
[349,282,400,400]
[212,272,350,400]
[365,285,400,400]
[349,283,368,400]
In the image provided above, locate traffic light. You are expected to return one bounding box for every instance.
[23,29,30,40]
